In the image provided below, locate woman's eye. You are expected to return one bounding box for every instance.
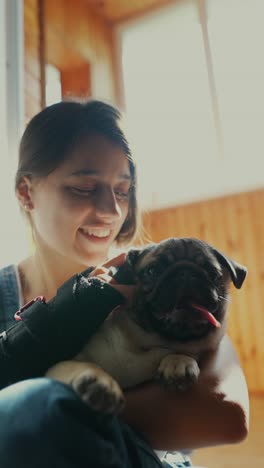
[69,187,95,196]
[68,186,130,200]
[114,191,129,201]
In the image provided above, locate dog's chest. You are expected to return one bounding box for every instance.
[76,308,172,388]
[76,307,224,389]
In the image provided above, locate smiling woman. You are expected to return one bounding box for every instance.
[0,99,249,468]
[14,100,138,302]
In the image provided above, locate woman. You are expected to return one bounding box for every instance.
[0,100,249,467]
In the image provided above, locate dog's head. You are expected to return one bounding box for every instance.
[114,238,247,342]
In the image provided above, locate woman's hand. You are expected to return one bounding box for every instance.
[0,256,131,389]
[122,335,249,451]
[88,252,136,304]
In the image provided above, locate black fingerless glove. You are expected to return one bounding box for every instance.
[0,270,125,389]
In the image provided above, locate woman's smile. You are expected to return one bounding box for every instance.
[78,226,112,243]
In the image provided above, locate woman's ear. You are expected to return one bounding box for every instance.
[16,176,34,211]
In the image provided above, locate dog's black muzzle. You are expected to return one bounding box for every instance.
[146,261,219,308]
[133,261,224,341]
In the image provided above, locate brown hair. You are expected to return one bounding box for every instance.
[16,100,139,245]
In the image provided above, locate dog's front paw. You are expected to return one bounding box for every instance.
[155,354,200,391]
[72,366,125,415]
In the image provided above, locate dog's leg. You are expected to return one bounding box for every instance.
[46,361,125,414]
[113,347,172,388]
[156,354,200,391]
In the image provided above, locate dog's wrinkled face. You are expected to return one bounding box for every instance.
[117,238,247,342]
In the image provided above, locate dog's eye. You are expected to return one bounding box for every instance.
[143,265,159,278]
[213,270,223,282]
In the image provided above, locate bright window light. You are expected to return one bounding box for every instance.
[208,0,264,190]
[45,64,62,106]
[121,0,264,209]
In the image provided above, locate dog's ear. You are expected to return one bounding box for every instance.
[126,244,157,268]
[110,249,142,285]
[213,249,247,289]
[126,248,142,267]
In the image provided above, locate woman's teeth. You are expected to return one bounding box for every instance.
[81,228,111,238]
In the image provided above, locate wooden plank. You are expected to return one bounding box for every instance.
[24,54,41,81]
[25,0,38,10]
[24,1,39,30]
[24,70,42,101]
[246,191,264,390]
[61,64,91,99]
[222,195,257,390]
[24,0,42,120]
[25,91,42,118]
[86,0,177,24]
[43,0,116,102]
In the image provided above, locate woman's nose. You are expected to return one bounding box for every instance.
[94,187,122,220]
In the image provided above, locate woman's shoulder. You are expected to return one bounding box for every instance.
[0,264,20,332]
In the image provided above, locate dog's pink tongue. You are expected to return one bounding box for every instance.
[191,303,221,328]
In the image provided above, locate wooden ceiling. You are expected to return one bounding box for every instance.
[86,0,177,24]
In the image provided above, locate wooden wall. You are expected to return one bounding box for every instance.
[24,0,44,122]
[60,64,91,100]
[24,0,119,123]
[44,0,117,104]
[141,188,264,394]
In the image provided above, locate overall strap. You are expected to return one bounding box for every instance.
[0,265,20,333]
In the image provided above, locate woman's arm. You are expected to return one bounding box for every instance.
[122,335,249,451]
[0,272,125,389]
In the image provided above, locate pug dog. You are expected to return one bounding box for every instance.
[47,237,247,414]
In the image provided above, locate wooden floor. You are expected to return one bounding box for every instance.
[192,395,264,468]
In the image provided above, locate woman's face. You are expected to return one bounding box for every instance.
[26,134,132,266]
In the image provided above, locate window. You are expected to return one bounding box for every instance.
[120,0,264,209]
[45,64,62,106]
[208,0,264,191]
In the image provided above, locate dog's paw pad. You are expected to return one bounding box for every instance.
[72,370,125,415]
[155,354,200,391]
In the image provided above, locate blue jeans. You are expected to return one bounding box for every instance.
[0,378,163,468]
